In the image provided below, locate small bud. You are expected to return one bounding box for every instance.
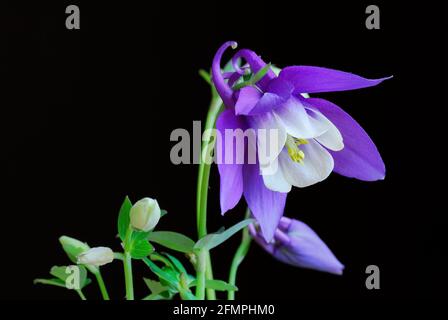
[59,235,90,264]
[130,197,161,232]
[250,217,344,275]
[77,247,114,266]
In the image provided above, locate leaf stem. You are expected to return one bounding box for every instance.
[228,208,252,300]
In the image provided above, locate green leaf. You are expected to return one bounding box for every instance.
[129,239,154,259]
[250,63,272,84]
[50,265,89,289]
[50,266,71,281]
[142,290,172,300]
[199,69,211,85]
[194,218,255,251]
[206,279,238,291]
[59,236,90,264]
[143,258,179,287]
[150,253,173,268]
[270,65,281,76]
[147,231,195,253]
[159,267,181,291]
[132,230,151,241]
[163,252,187,274]
[118,196,132,241]
[189,279,238,292]
[34,278,67,288]
[160,209,168,217]
[143,278,168,295]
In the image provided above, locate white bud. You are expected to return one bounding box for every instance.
[130,197,161,232]
[77,247,114,266]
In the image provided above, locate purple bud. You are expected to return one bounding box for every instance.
[250,217,344,275]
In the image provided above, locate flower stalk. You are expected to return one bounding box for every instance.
[195,249,207,300]
[123,226,134,300]
[94,270,110,300]
[195,82,223,300]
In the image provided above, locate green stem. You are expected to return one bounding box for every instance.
[114,252,125,261]
[228,208,252,300]
[123,227,134,300]
[195,249,207,300]
[76,289,86,300]
[205,253,215,299]
[195,92,223,300]
[94,270,110,300]
[123,252,133,300]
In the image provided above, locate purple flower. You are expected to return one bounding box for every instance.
[212,41,389,242]
[249,217,344,275]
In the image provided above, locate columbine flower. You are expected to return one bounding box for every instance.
[212,41,389,242]
[130,197,161,232]
[249,217,344,275]
[77,247,114,266]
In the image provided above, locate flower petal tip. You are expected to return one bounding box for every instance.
[332,266,344,276]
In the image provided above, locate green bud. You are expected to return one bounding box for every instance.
[130,197,161,232]
[59,235,90,264]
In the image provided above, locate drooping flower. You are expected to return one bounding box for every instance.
[249,217,344,275]
[77,247,114,266]
[212,41,389,242]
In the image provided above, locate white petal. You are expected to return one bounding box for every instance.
[273,97,328,139]
[260,157,292,192]
[248,112,287,167]
[306,108,344,151]
[279,139,334,188]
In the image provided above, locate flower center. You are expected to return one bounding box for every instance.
[286,135,308,164]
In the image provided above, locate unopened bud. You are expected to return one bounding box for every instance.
[77,247,114,266]
[130,197,161,232]
[59,235,90,264]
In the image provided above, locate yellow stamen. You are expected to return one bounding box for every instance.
[296,138,308,145]
[286,135,306,164]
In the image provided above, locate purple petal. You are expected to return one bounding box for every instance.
[247,78,294,115]
[243,162,287,242]
[216,109,246,214]
[279,66,391,94]
[249,224,275,254]
[235,86,262,115]
[211,41,238,108]
[305,98,385,181]
[274,219,345,275]
[232,49,276,90]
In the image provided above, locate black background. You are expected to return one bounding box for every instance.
[1,0,445,301]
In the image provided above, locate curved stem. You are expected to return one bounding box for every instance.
[228,208,252,300]
[94,270,110,300]
[195,89,223,300]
